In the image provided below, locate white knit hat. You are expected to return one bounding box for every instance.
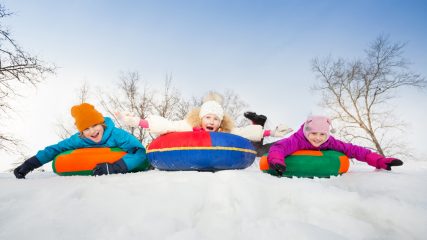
[199,100,224,120]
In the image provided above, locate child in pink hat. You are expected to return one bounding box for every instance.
[267,115,403,175]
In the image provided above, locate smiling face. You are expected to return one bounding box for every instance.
[201,114,221,132]
[306,132,328,147]
[82,124,104,143]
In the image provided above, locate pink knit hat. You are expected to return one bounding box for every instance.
[303,115,333,139]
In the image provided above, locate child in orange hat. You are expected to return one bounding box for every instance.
[14,103,148,179]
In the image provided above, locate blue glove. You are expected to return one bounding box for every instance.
[93,159,128,176]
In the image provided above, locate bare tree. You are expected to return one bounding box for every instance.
[0,4,55,152]
[56,72,251,147]
[222,89,248,127]
[99,71,155,144]
[77,81,90,103]
[152,74,186,120]
[55,82,90,140]
[312,35,426,157]
[174,98,191,120]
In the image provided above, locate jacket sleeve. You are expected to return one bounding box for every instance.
[267,135,301,163]
[112,128,148,171]
[327,137,373,161]
[230,125,264,141]
[145,115,193,135]
[35,134,85,165]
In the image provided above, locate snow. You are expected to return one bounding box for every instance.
[1,159,426,240]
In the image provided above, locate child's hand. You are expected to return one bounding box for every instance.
[115,111,140,127]
[267,157,287,175]
[377,157,403,171]
[270,124,293,138]
[271,163,287,175]
[13,156,42,179]
[93,159,128,176]
[366,152,403,171]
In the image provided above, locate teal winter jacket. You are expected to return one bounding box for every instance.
[35,117,147,171]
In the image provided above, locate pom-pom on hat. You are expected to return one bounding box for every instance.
[202,91,224,104]
[71,103,105,132]
[303,115,334,139]
[199,100,224,121]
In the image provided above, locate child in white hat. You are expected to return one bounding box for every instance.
[117,92,292,142]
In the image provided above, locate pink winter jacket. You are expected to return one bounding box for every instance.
[268,124,376,166]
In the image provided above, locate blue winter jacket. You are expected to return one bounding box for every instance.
[35,117,147,171]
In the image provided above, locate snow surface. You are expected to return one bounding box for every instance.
[1,159,426,240]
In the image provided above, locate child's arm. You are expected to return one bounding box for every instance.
[364,152,403,170]
[267,136,300,174]
[107,128,148,172]
[328,137,403,170]
[145,115,192,134]
[230,125,264,141]
[35,134,85,165]
[14,135,85,179]
[231,124,293,142]
[116,112,192,134]
[263,124,293,138]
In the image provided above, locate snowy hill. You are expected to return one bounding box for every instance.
[1,160,426,240]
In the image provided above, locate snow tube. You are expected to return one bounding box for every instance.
[260,150,350,178]
[52,148,150,176]
[147,131,257,171]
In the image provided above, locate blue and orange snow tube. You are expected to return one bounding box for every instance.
[260,150,350,178]
[147,131,257,171]
[52,148,150,176]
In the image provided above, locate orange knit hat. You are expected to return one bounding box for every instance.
[71,103,105,132]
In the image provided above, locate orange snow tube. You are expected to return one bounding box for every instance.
[52,148,126,176]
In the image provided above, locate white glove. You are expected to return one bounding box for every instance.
[270,124,293,138]
[115,111,140,127]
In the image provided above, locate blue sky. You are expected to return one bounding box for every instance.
[1,0,426,169]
